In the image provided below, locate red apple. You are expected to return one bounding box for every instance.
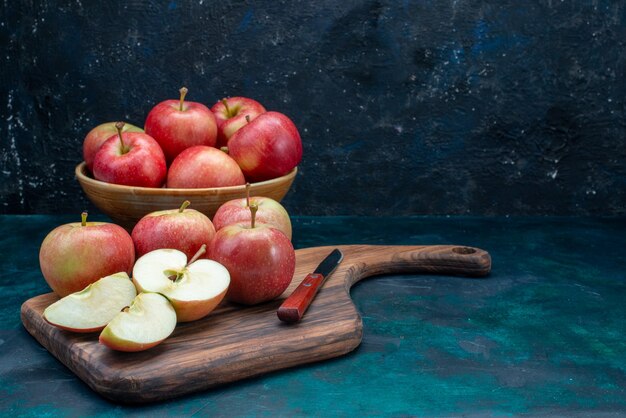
[83,122,143,172]
[167,145,245,188]
[210,97,266,148]
[209,204,295,305]
[93,122,167,187]
[228,111,302,182]
[144,87,217,163]
[131,200,216,260]
[39,212,136,297]
[213,183,292,239]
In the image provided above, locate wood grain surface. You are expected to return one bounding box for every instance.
[21,244,491,404]
[75,162,297,231]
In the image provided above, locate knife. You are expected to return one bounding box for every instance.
[277,249,343,323]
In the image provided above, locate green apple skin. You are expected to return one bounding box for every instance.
[39,219,135,297]
[83,122,143,172]
[212,196,292,240]
[99,292,177,352]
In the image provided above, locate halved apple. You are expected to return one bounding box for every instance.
[43,272,136,332]
[99,292,177,352]
[132,248,230,322]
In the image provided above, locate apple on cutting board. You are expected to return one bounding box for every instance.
[92,122,167,188]
[209,204,295,305]
[212,183,292,239]
[99,292,177,352]
[43,272,137,332]
[211,97,266,148]
[82,121,143,173]
[144,87,217,163]
[132,245,230,322]
[131,200,216,260]
[39,212,135,297]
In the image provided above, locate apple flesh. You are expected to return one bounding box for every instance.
[92,122,167,188]
[43,272,137,333]
[211,97,266,148]
[212,186,292,239]
[131,200,216,260]
[83,122,143,172]
[132,247,230,322]
[39,212,136,297]
[209,204,295,305]
[99,292,177,352]
[228,111,302,182]
[166,146,245,188]
[144,87,217,163]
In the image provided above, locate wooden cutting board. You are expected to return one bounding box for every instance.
[21,244,491,404]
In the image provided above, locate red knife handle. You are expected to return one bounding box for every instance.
[277,273,325,323]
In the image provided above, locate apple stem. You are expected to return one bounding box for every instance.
[250,203,258,228]
[220,146,229,154]
[115,121,128,154]
[245,115,251,124]
[187,244,207,266]
[179,87,188,111]
[81,211,88,226]
[179,200,191,213]
[245,182,251,207]
[221,98,231,117]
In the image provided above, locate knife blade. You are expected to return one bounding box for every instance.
[277,249,343,323]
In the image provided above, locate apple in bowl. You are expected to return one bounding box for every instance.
[145,87,217,163]
[166,146,245,188]
[92,122,167,188]
[228,111,302,182]
[211,97,266,147]
[82,122,143,173]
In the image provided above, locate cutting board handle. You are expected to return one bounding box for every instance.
[342,245,491,288]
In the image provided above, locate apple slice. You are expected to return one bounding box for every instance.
[99,292,177,352]
[43,272,137,333]
[132,246,230,322]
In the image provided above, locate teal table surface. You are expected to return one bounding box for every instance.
[1,215,625,417]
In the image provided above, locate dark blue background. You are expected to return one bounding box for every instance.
[2,1,625,215]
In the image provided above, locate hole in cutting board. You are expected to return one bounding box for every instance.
[452,246,476,254]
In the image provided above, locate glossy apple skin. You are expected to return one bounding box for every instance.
[92,132,167,187]
[167,146,245,188]
[39,222,135,297]
[212,197,292,239]
[83,122,143,172]
[210,97,266,148]
[228,111,302,182]
[209,224,295,305]
[145,99,217,163]
[131,206,216,260]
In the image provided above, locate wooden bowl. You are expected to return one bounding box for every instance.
[75,162,297,231]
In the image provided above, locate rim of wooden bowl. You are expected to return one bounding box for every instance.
[75,162,298,195]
